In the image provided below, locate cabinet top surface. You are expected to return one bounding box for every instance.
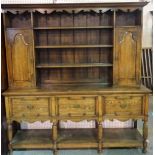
[2,2,148,9]
[3,85,151,96]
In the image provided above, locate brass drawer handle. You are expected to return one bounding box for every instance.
[115,112,132,116]
[68,97,85,100]
[19,97,39,101]
[73,104,80,108]
[27,105,34,110]
[115,96,132,100]
[120,103,127,109]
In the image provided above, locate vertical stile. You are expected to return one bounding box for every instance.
[86,13,89,80]
[98,96,103,121]
[144,94,149,120]
[51,97,56,117]
[140,9,145,85]
[31,11,37,87]
[98,96,103,152]
[99,10,102,80]
[3,12,12,86]
[59,13,62,81]
[141,49,144,85]
[45,11,50,81]
[73,10,75,81]
[113,9,116,85]
[5,97,11,120]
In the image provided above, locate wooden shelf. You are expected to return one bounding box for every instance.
[34,26,114,30]
[6,27,32,30]
[103,128,143,148]
[116,26,140,28]
[11,128,142,149]
[36,63,113,68]
[35,45,113,49]
[57,128,143,149]
[43,79,110,84]
[39,82,111,89]
[57,129,98,149]
[11,130,53,149]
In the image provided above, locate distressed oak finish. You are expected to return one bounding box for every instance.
[57,96,97,117]
[10,97,51,118]
[5,29,35,88]
[103,95,143,117]
[2,2,151,155]
[114,27,141,87]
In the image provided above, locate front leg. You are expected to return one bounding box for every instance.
[7,120,13,155]
[98,121,103,153]
[142,120,148,153]
[52,122,58,155]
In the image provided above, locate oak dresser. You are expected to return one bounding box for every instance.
[2,2,151,155]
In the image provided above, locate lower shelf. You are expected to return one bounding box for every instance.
[103,128,143,148]
[12,129,53,149]
[11,128,143,150]
[57,129,98,148]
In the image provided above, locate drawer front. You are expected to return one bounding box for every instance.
[104,95,143,116]
[10,97,50,118]
[57,96,97,117]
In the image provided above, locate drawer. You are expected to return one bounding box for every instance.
[103,95,143,116]
[57,96,97,117]
[10,97,51,118]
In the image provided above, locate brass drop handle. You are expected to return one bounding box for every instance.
[27,105,34,110]
[120,103,127,109]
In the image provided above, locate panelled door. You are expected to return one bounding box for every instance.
[6,29,35,88]
[114,27,141,87]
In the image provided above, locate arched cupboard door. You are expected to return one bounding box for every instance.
[114,27,141,87]
[5,29,35,88]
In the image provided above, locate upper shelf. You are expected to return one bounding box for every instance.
[2,2,148,10]
[36,63,113,68]
[4,7,142,28]
[34,26,114,30]
[35,45,113,49]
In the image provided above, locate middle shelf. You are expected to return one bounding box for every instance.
[34,26,114,30]
[35,45,113,49]
[36,63,113,68]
